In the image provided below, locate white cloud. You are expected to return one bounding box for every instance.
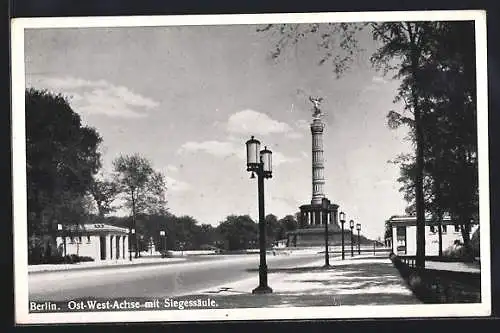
[37,76,109,90]
[164,176,192,192]
[285,131,304,139]
[177,139,301,167]
[272,151,301,166]
[372,76,389,84]
[27,76,159,118]
[166,164,179,173]
[363,76,392,92]
[295,119,311,130]
[226,109,293,136]
[177,140,245,159]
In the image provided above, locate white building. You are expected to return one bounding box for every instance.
[388,215,479,256]
[56,223,130,261]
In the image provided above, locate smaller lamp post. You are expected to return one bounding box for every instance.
[356,223,361,255]
[339,212,346,260]
[160,230,166,257]
[128,228,135,261]
[322,198,330,267]
[350,220,355,257]
[179,241,186,256]
[57,223,67,257]
[139,235,144,257]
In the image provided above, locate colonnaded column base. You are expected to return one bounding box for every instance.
[252,285,273,294]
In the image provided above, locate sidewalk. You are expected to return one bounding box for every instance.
[28,257,186,274]
[425,261,480,273]
[189,254,420,308]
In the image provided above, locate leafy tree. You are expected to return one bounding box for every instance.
[257,23,364,77]
[113,154,168,257]
[265,214,281,245]
[26,88,102,261]
[217,215,258,251]
[279,215,298,233]
[384,220,392,242]
[381,22,478,257]
[195,224,220,249]
[261,21,478,264]
[89,175,120,218]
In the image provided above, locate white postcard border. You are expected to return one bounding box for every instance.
[11,10,491,324]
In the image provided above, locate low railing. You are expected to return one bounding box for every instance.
[391,253,481,303]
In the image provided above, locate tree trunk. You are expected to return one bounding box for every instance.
[436,210,444,257]
[413,74,426,270]
[461,223,473,259]
[408,23,426,269]
[132,192,138,258]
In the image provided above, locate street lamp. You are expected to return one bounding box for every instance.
[160,230,166,257]
[140,235,144,257]
[356,223,361,255]
[246,136,273,294]
[350,220,355,257]
[339,212,346,260]
[128,228,135,261]
[179,241,186,256]
[322,198,330,267]
[57,223,67,257]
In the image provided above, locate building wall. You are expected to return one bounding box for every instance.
[392,224,479,256]
[56,234,129,261]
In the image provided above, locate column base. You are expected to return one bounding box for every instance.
[252,285,273,294]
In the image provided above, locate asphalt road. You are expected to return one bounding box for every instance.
[29,253,326,301]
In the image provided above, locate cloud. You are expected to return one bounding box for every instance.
[164,176,192,192]
[295,119,311,130]
[285,131,304,139]
[363,76,392,92]
[177,140,300,166]
[166,164,179,173]
[38,77,109,90]
[27,76,159,118]
[226,109,293,136]
[273,151,301,166]
[177,140,245,159]
[372,76,389,84]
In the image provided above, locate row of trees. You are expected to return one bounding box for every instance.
[26,88,168,262]
[104,213,298,252]
[259,21,479,264]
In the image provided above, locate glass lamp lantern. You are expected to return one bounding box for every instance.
[356,223,361,231]
[350,220,355,229]
[57,224,63,231]
[160,230,165,236]
[246,136,261,171]
[339,211,346,224]
[260,146,272,178]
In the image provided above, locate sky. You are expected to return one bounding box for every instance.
[24,23,413,240]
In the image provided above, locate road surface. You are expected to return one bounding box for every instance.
[29,253,327,301]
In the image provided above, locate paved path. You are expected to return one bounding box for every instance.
[190,254,420,307]
[29,252,326,301]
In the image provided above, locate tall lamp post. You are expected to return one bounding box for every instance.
[246,136,273,294]
[128,228,135,261]
[339,212,346,260]
[57,223,67,257]
[349,220,354,257]
[356,223,361,255]
[322,198,330,267]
